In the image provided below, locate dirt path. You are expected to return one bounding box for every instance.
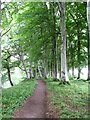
[13,80,47,118]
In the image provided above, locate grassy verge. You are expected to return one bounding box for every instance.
[2,79,36,118]
[45,78,89,119]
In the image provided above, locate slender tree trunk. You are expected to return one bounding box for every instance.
[22,61,29,79]
[43,47,48,79]
[87,1,90,80]
[59,50,61,78]
[29,63,33,79]
[33,68,36,79]
[19,53,29,79]
[38,66,43,78]
[44,58,48,79]
[72,67,74,77]
[57,42,60,79]
[59,2,69,83]
[78,68,81,79]
[77,27,81,79]
[51,61,53,77]
[7,65,13,86]
[71,43,74,77]
[35,65,38,80]
[47,59,50,77]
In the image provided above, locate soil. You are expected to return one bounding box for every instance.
[13,80,59,118]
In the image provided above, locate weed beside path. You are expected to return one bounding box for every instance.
[2,79,36,118]
[45,79,89,119]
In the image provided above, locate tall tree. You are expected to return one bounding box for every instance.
[51,3,57,79]
[87,0,90,80]
[58,2,69,84]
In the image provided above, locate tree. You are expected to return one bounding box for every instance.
[2,50,14,86]
[58,2,69,84]
[87,0,90,80]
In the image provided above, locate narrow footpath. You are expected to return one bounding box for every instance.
[13,80,47,118]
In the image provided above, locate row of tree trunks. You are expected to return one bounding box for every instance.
[8,2,90,83]
[43,2,70,83]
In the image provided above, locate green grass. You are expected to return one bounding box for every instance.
[45,78,89,119]
[2,79,37,118]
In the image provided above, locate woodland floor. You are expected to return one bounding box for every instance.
[13,80,58,118]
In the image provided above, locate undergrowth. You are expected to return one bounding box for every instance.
[45,78,89,119]
[2,79,36,118]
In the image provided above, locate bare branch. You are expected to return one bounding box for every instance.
[1,28,11,37]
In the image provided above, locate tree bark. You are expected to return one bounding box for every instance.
[7,65,13,86]
[87,1,90,80]
[59,2,69,83]
[29,63,33,79]
[52,3,57,79]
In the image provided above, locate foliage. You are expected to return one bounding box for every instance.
[1,2,89,82]
[66,2,87,69]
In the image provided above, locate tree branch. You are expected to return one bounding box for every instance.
[69,12,77,25]
[1,28,11,37]
[18,66,25,71]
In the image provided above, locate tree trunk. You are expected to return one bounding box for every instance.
[72,67,74,77]
[38,66,43,78]
[33,66,38,80]
[87,1,90,80]
[44,58,48,79]
[33,69,36,79]
[71,43,74,77]
[50,61,53,77]
[22,61,29,79]
[7,65,13,86]
[77,26,81,79]
[52,3,57,79]
[77,68,81,79]
[59,2,69,83]
[29,63,33,79]
[43,47,48,79]
[19,53,29,79]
